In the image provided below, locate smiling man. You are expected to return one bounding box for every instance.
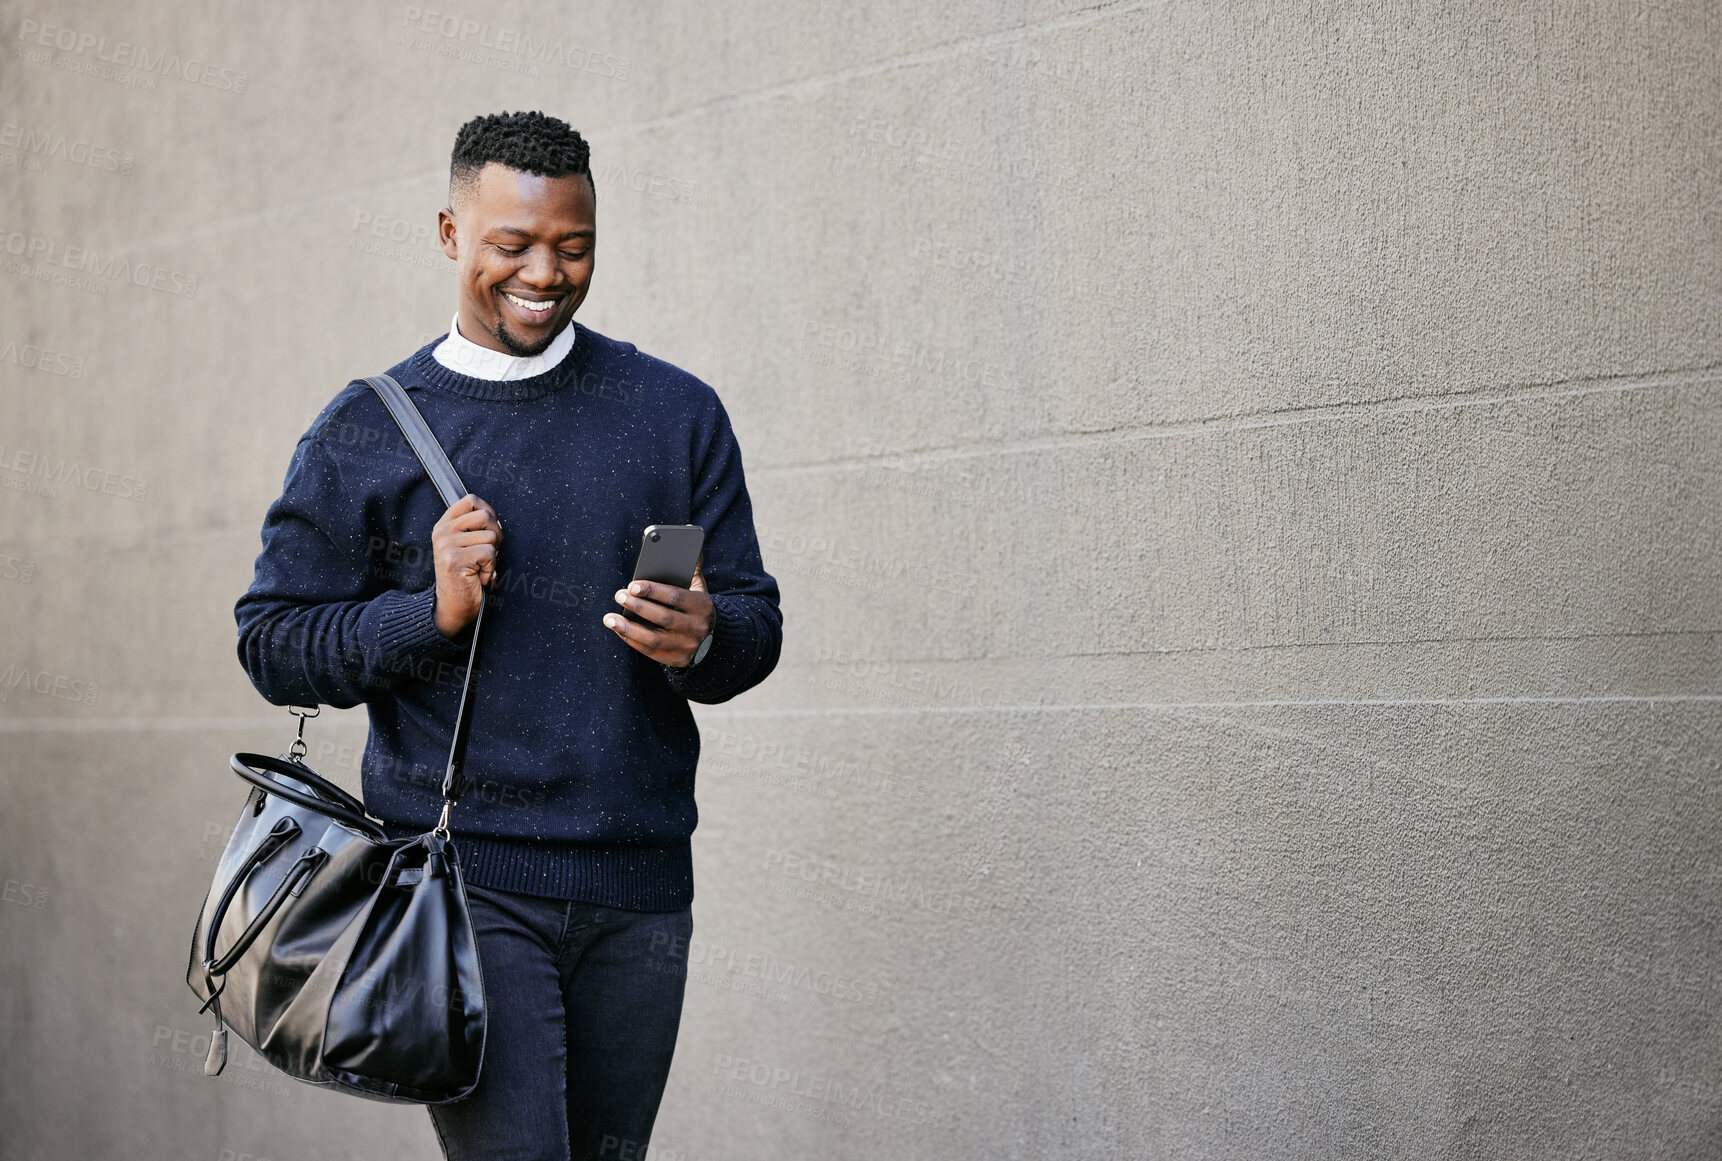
[234,112,782,1159]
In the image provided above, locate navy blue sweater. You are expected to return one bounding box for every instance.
[234,324,782,910]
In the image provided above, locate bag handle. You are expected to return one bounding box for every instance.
[362,374,489,821]
[201,816,327,974]
[230,753,389,841]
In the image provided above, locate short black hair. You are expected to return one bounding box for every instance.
[449,111,592,207]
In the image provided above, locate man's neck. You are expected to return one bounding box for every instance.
[432,313,577,381]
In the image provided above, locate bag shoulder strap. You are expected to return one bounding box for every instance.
[362,373,487,815]
[363,374,467,507]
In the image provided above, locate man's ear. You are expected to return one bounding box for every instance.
[437,207,459,260]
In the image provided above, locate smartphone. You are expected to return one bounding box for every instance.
[626,524,705,623]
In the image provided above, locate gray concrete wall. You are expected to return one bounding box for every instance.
[2,2,1718,1158]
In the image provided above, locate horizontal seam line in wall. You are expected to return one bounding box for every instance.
[695,695,1722,717]
[586,0,1167,138]
[7,526,267,553]
[752,363,1722,476]
[102,169,444,261]
[881,628,1722,664]
[7,692,1715,729]
[0,715,367,732]
[89,1,1156,260]
[20,362,1716,555]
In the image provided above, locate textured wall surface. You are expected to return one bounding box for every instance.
[2,2,1719,1158]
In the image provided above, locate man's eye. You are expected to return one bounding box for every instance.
[560,251,589,262]
[496,244,527,255]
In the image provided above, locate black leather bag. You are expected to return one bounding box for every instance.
[188,374,490,1104]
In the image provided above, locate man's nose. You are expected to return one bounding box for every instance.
[517,247,558,287]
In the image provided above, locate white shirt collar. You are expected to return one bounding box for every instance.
[432,313,577,381]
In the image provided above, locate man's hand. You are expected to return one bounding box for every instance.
[432,494,502,638]
[604,564,716,667]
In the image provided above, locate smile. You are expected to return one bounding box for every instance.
[502,292,558,318]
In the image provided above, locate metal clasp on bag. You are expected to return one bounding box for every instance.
[434,799,453,840]
[287,705,319,762]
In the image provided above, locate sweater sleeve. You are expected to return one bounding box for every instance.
[661,398,782,705]
[234,434,470,709]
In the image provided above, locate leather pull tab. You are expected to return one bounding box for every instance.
[205,1026,227,1076]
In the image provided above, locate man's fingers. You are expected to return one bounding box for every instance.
[607,574,712,666]
[616,588,675,629]
[603,612,672,658]
[614,589,711,637]
[440,496,501,533]
[443,510,501,534]
[624,579,695,611]
[445,543,497,578]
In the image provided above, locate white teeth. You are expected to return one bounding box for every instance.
[505,292,555,315]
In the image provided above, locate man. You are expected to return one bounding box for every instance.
[235,111,781,1159]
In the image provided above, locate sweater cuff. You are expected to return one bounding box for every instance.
[372,586,471,670]
[662,593,757,703]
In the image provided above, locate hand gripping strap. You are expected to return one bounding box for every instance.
[363,374,488,809]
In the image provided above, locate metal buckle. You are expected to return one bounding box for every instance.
[286,705,320,761]
[433,799,453,840]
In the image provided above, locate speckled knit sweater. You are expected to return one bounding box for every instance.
[234,323,782,911]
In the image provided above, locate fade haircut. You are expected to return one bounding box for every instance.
[449,111,593,209]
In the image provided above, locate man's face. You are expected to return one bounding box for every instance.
[438,163,596,358]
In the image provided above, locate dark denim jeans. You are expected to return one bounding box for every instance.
[428,881,693,1161]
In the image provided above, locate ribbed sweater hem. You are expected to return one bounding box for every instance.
[380,824,694,911]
